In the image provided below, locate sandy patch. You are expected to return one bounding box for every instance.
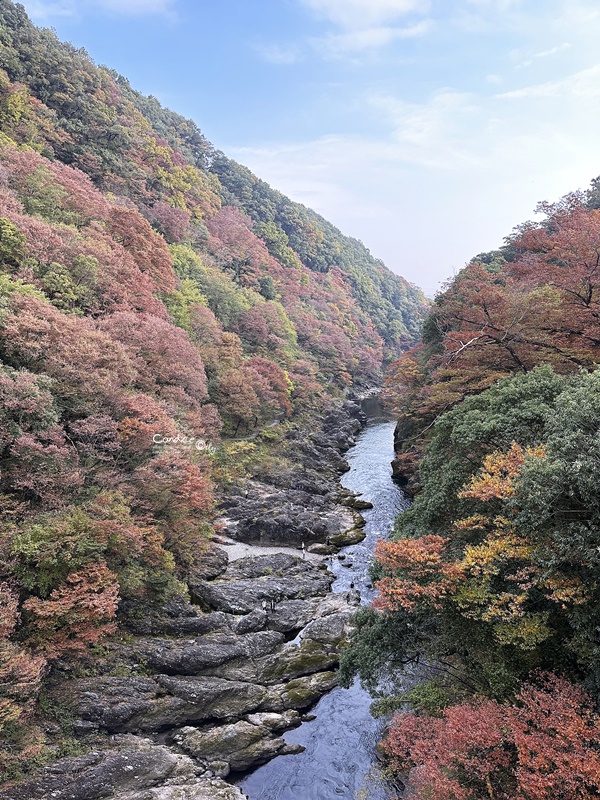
[216,536,323,564]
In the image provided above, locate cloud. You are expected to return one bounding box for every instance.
[314,20,430,57]
[253,43,302,65]
[498,64,600,99]
[367,89,482,169]
[21,0,176,19]
[517,41,572,68]
[227,57,600,292]
[301,0,429,29]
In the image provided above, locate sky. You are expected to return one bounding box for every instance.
[20,0,600,296]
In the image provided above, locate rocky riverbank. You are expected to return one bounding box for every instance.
[4,400,369,800]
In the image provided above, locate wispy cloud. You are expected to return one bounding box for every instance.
[22,0,176,19]
[498,64,600,99]
[228,53,600,290]
[253,42,302,65]
[300,0,429,28]
[294,0,432,57]
[368,89,481,169]
[314,20,430,57]
[517,41,572,68]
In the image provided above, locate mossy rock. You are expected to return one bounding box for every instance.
[261,640,337,682]
[281,671,338,709]
[329,527,366,546]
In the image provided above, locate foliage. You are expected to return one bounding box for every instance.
[385,674,600,800]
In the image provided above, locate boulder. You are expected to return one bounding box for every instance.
[255,639,339,684]
[113,782,246,800]
[137,630,284,674]
[266,598,320,633]
[190,575,333,615]
[189,544,229,580]
[174,721,292,772]
[156,676,267,719]
[244,710,300,732]
[67,675,270,733]
[300,611,354,646]
[223,552,301,579]
[2,741,187,800]
[279,671,339,709]
[232,608,267,634]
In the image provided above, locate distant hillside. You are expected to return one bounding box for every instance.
[0,0,427,370]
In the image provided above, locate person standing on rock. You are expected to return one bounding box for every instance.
[301,541,306,559]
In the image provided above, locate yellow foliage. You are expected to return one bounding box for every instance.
[459,442,546,501]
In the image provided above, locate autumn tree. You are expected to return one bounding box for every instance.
[384,674,600,800]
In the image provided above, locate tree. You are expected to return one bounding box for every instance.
[384,674,600,800]
[22,562,119,658]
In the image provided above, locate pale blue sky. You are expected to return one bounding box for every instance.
[21,0,600,295]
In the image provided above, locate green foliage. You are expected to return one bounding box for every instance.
[371,680,452,718]
[171,244,252,327]
[0,216,24,268]
[34,261,95,313]
[339,606,431,695]
[395,365,567,538]
[163,278,207,331]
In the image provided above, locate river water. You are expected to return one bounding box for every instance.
[237,417,410,800]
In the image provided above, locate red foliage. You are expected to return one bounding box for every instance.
[116,392,178,458]
[107,206,176,293]
[78,221,168,316]
[247,356,292,417]
[206,206,275,286]
[9,428,83,507]
[385,674,600,800]
[0,583,19,640]
[130,450,214,571]
[67,415,121,465]
[99,311,209,410]
[22,562,119,658]
[2,294,136,410]
[508,675,600,800]
[1,144,111,225]
[212,367,261,432]
[131,449,213,518]
[143,201,192,244]
[386,699,509,800]
[0,640,46,735]
[374,536,462,612]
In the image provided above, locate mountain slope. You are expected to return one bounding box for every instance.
[0,0,426,779]
[0,0,426,367]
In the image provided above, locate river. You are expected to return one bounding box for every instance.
[237,415,410,800]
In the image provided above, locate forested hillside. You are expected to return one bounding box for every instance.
[342,184,600,798]
[0,0,426,779]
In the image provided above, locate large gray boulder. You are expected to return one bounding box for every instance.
[2,741,189,800]
[113,784,246,800]
[174,720,303,773]
[137,630,284,674]
[190,575,333,615]
[69,675,269,733]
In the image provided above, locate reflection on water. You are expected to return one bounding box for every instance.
[237,420,410,800]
